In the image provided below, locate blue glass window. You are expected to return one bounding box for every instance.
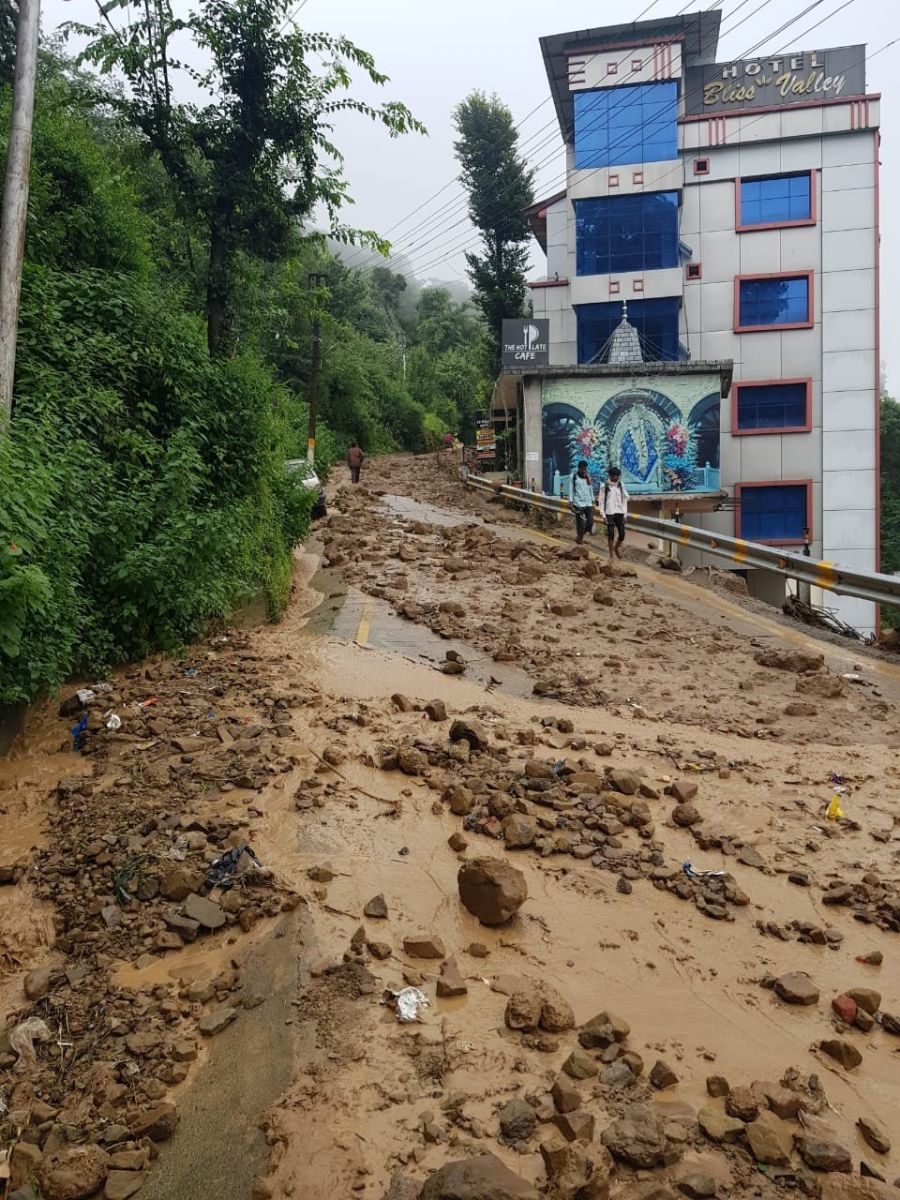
[738,275,810,329]
[740,173,812,226]
[574,83,678,168]
[740,484,807,542]
[575,192,679,276]
[736,382,808,430]
[576,298,681,363]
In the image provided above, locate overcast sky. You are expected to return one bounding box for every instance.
[41,0,900,384]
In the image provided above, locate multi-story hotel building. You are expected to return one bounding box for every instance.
[523,9,880,632]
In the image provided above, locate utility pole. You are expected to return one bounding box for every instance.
[305,271,327,464]
[0,0,41,427]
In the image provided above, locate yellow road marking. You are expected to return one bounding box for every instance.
[356,598,373,646]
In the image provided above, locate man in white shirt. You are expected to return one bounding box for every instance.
[601,466,629,568]
[570,459,596,544]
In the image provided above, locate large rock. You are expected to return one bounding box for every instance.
[754,648,824,673]
[449,719,489,752]
[505,988,542,1031]
[540,986,575,1033]
[161,866,204,902]
[563,1049,599,1080]
[24,964,54,1001]
[774,971,819,1005]
[37,1146,110,1200]
[820,1039,862,1070]
[418,1153,538,1199]
[746,1112,793,1165]
[403,934,446,959]
[845,988,881,1016]
[458,858,527,926]
[129,1103,178,1142]
[796,1137,852,1172]
[601,1104,676,1169]
[105,1172,146,1200]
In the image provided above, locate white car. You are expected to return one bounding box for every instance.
[285,459,327,519]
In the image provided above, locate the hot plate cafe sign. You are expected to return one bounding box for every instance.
[684,45,865,114]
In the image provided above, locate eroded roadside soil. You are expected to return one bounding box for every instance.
[2,451,900,1200]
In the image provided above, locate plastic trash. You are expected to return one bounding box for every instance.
[382,987,430,1022]
[683,861,727,881]
[105,712,122,731]
[841,673,863,683]
[825,794,845,821]
[71,712,89,751]
[8,1017,52,1062]
[205,844,263,891]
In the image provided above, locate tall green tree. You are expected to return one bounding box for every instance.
[76,0,424,355]
[881,394,900,577]
[453,92,534,374]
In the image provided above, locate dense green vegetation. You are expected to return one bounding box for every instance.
[0,15,492,705]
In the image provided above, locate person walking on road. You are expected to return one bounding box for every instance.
[347,440,364,484]
[571,459,596,545]
[602,466,629,568]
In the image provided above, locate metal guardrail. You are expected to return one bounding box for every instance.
[465,474,900,608]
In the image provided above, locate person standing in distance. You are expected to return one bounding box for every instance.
[347,440,364,484]
[602,466,629,568]
[570,459,596,545]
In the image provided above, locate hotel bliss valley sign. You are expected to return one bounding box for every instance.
[683,45,866,113]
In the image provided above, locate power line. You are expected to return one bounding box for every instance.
[409,0,870,277]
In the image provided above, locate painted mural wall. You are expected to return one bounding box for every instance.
[541,374,722,496]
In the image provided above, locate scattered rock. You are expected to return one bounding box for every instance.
[363,894,388,919]
[24,965,54,1001]
[129,1103,178,1142]
[403,934,446,959]
[457,857,527,926]
[553,1109,595,1144]
[601,1104,677,1168]
[551,1076,583,1114]
[725,1087,758,1122]
[503,813,537,849]
[746,1111,793,1166]
[539,987,575,1033]
[671,780,698,803]
[754,649,824,673]
[706,1075,729,1098]
[649,1059,679,1090]
[858,1116,891,1155]
[563,1049,599,1080]
[698,1100,744,1144]
[774,971,819,1005]
[425,700,448,722]
[506,988,542,1031]
[672,803,701,827]
[182,893,226,930]
[796,1137,852,1173]
[820,1039,862,1070]
[676,1175,718,1199]
[436,959,467,998]
[448,832,468,852]
[499,1099,537,1141]
[845,987,881,1015]
[198,1006,239,1036]
[449,719,488,752]
[832,994,858,1024]
[104,1172,146,1200]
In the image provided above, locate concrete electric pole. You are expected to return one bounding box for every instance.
[0,0,40,427]
[305,271,327,464]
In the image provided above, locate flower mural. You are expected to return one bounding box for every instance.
[567,420,606,488]
[662,421,697,491]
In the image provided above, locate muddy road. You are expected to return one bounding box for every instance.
[2,451,900,1200]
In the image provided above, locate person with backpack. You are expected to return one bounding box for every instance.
[602,466,629,568]
[570,459,596,544]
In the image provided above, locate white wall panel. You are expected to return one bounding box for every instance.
[823,348,875,392]
[821,228,875,271]
[823,428,875,471]
[822,468,875,510]
[822,308,876,353]
[821,187,874,232]
[822,389,876,431]
[822,508,876,549]
[781,429,821,477]
[821,268,874,313]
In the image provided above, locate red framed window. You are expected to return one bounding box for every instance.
[735,480,812,545]
[734,272,814,333]
[693,157,710,175]
[685,263,702,281]
[732,378,812,435]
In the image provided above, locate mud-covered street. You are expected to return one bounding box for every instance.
[3,452,900,1200]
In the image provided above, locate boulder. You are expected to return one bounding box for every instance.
[161,866,204,902]
[705,1076,729,1098]
[553,1110,596,1144]
[436,960,468,998]
[753,648,824,673]
[105,1173,146,1200]
[579,1011,629,1048]
[671,780,698,804]
[37,1146,110,1200]
[746,1112,793,1165]
[607,769,640,796]
[24,965,54,1001]
[552,1076,583,1114]
[725,1088,758,1122]
[499,1099,537,1141]
[774,971,819,1005]
[128,1103,178,1142]
[649,1060,679,1090]
[796,1137,852,1173]
[563,1049,599,1080]
[796,674,844,699]
[601,1104,675,1169]
[458,857,527,926]
[832,994,858,1024]
[672,803,701,827]
[425,700,448,722]
[540,987,575,1033]
[539,1136,612,1200]
[418,1153,538,1200]
[199,1006,239,1036]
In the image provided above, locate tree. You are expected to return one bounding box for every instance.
[76,0,424,354]
[453,92,534,374]
[0,0,17,87]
